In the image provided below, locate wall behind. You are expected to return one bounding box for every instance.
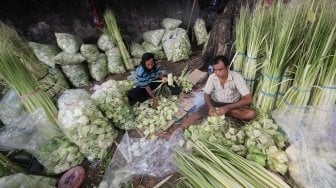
[0,0,214,44]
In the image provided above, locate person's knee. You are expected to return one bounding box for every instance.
[244,109,256,121]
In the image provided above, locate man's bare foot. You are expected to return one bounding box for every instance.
[180,92,194,99]
[156,130,173,140]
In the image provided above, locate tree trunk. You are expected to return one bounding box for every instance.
[194,0,249,70]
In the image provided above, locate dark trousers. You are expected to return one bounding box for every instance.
[211,100,231,107]
[127,81,181,105]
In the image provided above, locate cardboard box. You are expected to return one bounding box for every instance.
[188,69,208,85]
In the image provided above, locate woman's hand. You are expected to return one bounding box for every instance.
[161,76,168,84]
[152,98,159,109]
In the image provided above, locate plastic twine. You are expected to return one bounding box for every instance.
[292,87,311,93]
[284,99,307,109]
[319,84,336,90]
[259,90,276,97]
[265,74,281,81]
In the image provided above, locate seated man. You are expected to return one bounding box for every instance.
[158,55,256,139]
[204,55,256,120]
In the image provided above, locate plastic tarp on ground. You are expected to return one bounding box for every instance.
[0,90,24,126]
[0,173,56,188]
[273,106,336,188]
[99,130,185,188]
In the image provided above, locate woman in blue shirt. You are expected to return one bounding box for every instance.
[127,53,181,109]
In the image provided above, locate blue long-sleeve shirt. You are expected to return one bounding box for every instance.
[135,65,161,88]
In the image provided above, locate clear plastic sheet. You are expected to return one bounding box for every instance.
[99,130,185,188]
[0,173,56,188]
[0,90,24,126]
[0,109,84,174]
[273,106,336,187]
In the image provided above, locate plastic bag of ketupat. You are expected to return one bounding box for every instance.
[61,64,89,88]
[97,33,115,51]
[273,106,336,188]
[143,29,165,46]
[130,42,145,58]
[88,53,108,81]
[80,44,100,63]
[193,18,208,46]
[55,33,83,54]
[161,18,182,30]
[29,42,61,68]
[106,47,126,74]
[0,109,84,174]
[57,89,118,161]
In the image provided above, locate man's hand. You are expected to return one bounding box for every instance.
[208,106,217,116]
[216,106,229,115]
[152,98,159,109]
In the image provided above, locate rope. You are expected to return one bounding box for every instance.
[20,87,41,100]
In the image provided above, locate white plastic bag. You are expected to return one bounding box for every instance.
[55,33,83,54]
[29,42,60,67]
[0,109,84,174]
[143,29,165,46]
[161,18,182,30]
[273,107,336,187]
[0,90,24,126]
[58,89,118,160]
[99,130,184,188]
[0,173,56,188]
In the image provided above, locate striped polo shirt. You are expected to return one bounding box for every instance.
[204,71,250,103]
[135,65,161,88]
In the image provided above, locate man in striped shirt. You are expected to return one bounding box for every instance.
[157,55,256,140]
[127,53,181,109]
[204,55,256,120]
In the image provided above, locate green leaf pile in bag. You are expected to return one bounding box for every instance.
[162,28,191,62]
[142,42,166,60]
[97,34,115,51]
[130,42,145,58]
[91,80,135,130]
[88,53,108,81]
[106,47,126,74]
[61,64,89,88]
[80,44,100,63]
[55,33,83,54]
[161,18,182,30]
[58,89,118,160]
[193,18,208,46]
[143,29,165,46]
[53,52,85,65]
[29,42,61,67]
